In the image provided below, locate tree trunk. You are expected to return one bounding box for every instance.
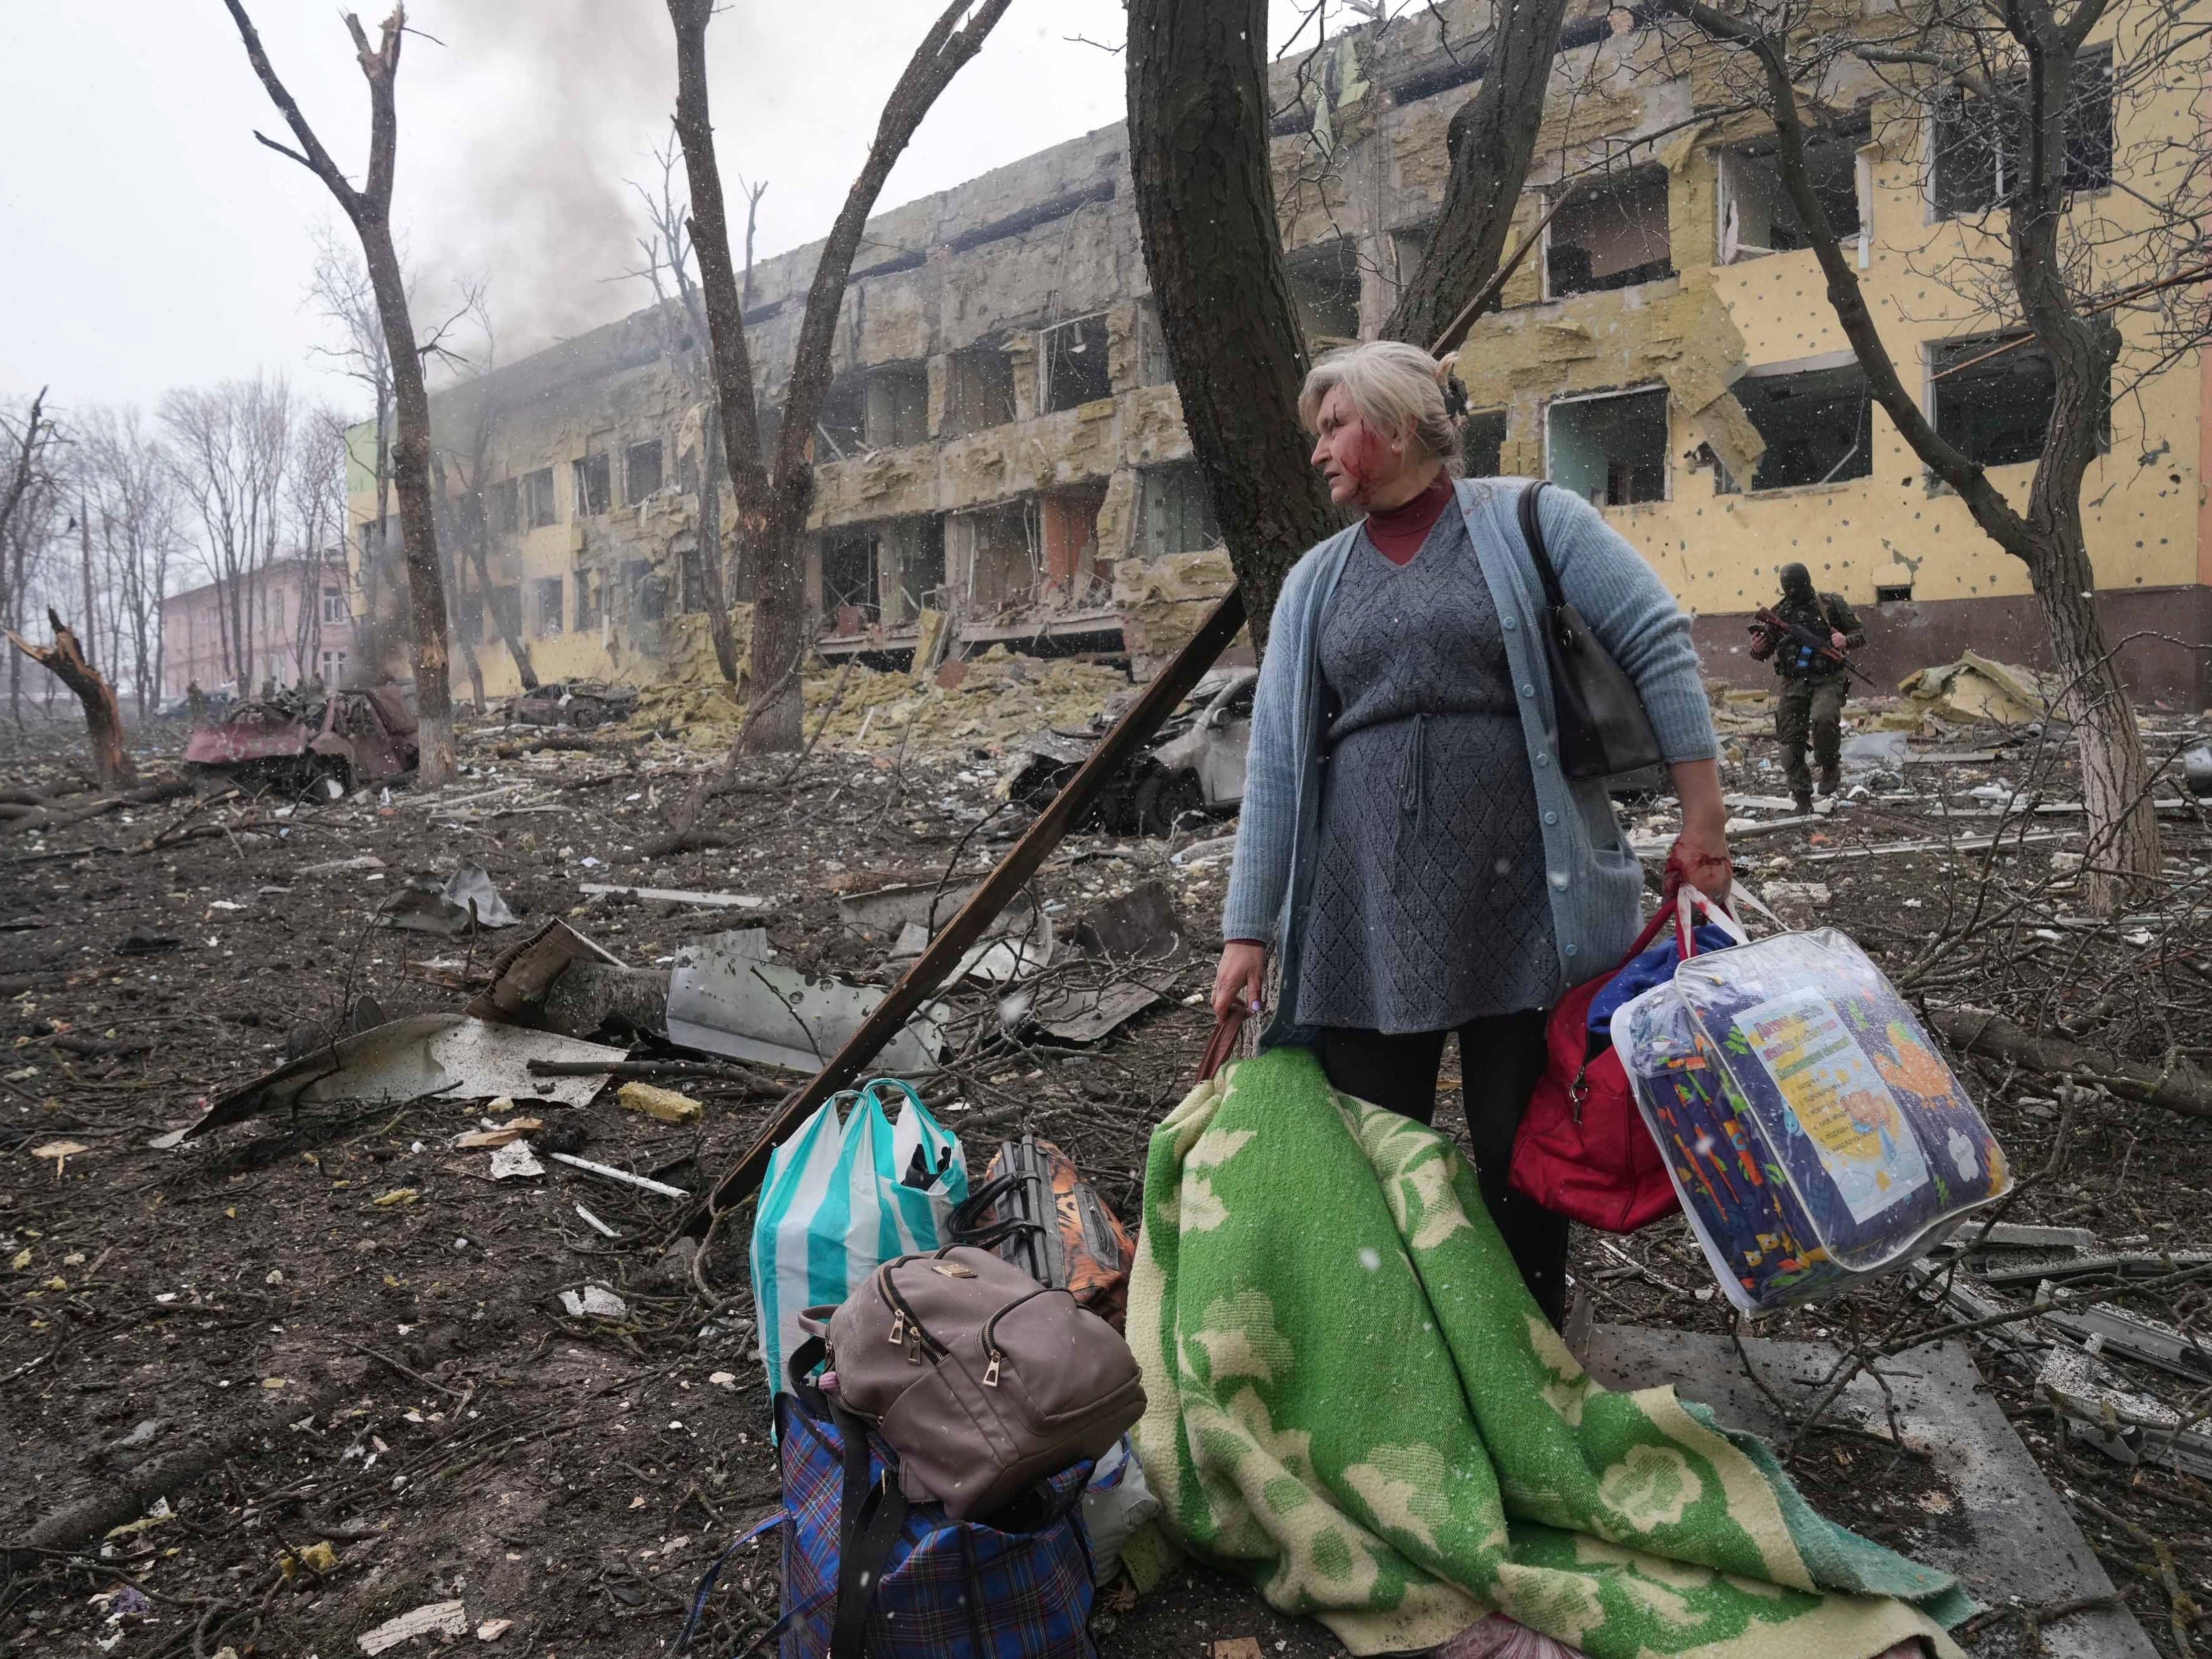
[6,609,134,788]
[1126,0,1341,647]
[465,533,536,692]
[696,405,741,684]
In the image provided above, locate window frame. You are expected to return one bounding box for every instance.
[1543,383,1672,506]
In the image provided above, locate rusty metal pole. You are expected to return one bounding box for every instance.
[693,588,1249,1227]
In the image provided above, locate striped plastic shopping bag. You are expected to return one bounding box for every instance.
[749,1079,968,1401]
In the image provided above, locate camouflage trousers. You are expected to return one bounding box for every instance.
[1776,674,1848,794]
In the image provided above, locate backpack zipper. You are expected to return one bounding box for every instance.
[875,1264,947,1362]
[979,1286,1062,1387]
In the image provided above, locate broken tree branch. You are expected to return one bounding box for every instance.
[4,609,135,788]
[1926,1004,2212,1119]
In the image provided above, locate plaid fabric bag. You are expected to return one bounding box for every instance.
[774,1340,1096,1659]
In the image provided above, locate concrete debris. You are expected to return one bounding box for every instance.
[666,928,947,1073]
[1899,654,2061,726]
[359,1601,470,1655]
[616,1081,704,1125]
[383,863,519,935]
[1838,729,1910,776]
[556,1284,627,1320]
[487,1141,545,1181]
[579,884,770,910]
[298,854,387,877]
[188,1015,629,1137]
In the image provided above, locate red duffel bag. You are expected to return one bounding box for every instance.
[1508,895,1729,1233]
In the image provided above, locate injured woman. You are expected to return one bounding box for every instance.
[1141,342,1972,1659]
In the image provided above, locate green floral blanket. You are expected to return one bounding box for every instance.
[1126,1047,1973,1658]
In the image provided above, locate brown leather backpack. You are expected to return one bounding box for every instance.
[816,1245,1145,1522]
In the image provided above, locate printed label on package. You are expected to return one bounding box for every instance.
[1733,986,1929,1224]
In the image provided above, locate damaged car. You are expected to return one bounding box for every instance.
[183,686,419,794]
[508,679,639,730]
[1007,667,1256,835]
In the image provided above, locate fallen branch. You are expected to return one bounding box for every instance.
[1926,1004,2212,1119]
[0,776,191,833]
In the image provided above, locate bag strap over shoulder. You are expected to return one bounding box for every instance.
[1516,480,1568,612]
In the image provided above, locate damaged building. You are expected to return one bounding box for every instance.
[344,0,2210,705]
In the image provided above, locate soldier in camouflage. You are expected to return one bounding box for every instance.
[1748,563,1866,812]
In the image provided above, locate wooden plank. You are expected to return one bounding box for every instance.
[695,588,1249,1225]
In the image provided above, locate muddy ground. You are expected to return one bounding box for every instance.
[3,687,2210,1659]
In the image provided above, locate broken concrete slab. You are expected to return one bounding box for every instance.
[359,1601,470,1655]
[383,863,519,935]
[186,1016,629,1137]
[1581,1324,2153,1659]
[665,929,947,1074]
[580,883,770,910]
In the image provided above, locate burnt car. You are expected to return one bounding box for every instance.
[1007,667,1257,835]
[507,680,638,730]
[183,687,419,794]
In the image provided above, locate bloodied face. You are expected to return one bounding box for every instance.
[1308,383,1418,508]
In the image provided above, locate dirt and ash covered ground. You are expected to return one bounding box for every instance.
[3,662,2211,1658]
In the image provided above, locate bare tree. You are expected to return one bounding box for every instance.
[286,407,352,685]
[220,1,457,784]
[82,406,184,718]
[0,392,61,726]
[1659,0,2198,909]
[627,133,747,685]
[308,224,397,679]
[666,0,1015,752]
[161,377,293,695]
[4,608,135,785]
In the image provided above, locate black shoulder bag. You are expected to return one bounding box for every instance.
[1516,481,1664,782]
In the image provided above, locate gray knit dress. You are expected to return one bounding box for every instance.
[1295,506,1556,1033]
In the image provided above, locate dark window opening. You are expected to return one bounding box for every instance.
[496,478,520,534]
[680,545,707,614]
[1718,122,1866,260]
[488,585,522,642]
[1138,464,1221,559]
[571,452,611,518]
[576,569,603,631]
[882,517,947,625]
[864,364,930,449]
[1932,49,2113,218]
[1463,409,1508,478]
[1547,387,1668,505]
[1134,302,1175,388]
[820,528,877,631]
[1931,332,2097,468]
[533,575,565,636]
[818,378,867,459]
[624,558,668,624]
[952,502,1040,613]
[523,467,557,528]
[1724,365,1874,492]
[1040,314,1112,413]
[1545,165,1672,297]
[946,342,1019,435]
[626,438,664,502]
[1875,582,1914,603]
[1286,239,1363,341]
[1042,488,1109,602]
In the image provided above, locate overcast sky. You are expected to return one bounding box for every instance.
[2,1,1311,421]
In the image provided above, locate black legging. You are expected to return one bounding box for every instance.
[1316,1010,1569,1328]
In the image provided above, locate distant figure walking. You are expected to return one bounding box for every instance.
[186,681,207,725]
[1749,563,1865,812]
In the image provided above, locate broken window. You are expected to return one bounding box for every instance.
[1463,409,1508,479]
[1545,165,1673,298]
[679,544,708,614]
[626,439,664,502]
[1875,582,1913,603]
[1930,332,2096,468]
[879,517,948,626]
[488,584,522,641]
[1138,464,1221,559]
[1717,122,1866,261]
[949,502,1041,613]
[571,452,611,518]
[864,363,930,449]
[1725,364,1873,491]
[820,528,878,631]
[533,576,565,636]
[1546,386,1669,505]
[623,558,668,624]
[946,341,1019,435]
[1042,487,1109,601]
[1040,314,1112,413]
[1932,49,2113,217]
[818,378,867,459]
[496,478,520,534]
[522,468,556,528]
[576,569,603,631]
[1286,238,1363,342]
[1134,300,1175,387]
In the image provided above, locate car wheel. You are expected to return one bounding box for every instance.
[568,701,603,730]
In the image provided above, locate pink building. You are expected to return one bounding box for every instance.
[161,556,356,702]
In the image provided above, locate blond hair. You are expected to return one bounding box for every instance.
[1298,340,1464,471]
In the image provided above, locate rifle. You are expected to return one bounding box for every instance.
[1752,606,1875,685]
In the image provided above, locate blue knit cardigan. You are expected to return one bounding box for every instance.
[1221,477,1718,1049]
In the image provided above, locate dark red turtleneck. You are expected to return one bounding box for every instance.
[1363,470,1453,565]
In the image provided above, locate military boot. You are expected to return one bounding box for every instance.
[1793,789,1814,815]
[1818,764,1842,798]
